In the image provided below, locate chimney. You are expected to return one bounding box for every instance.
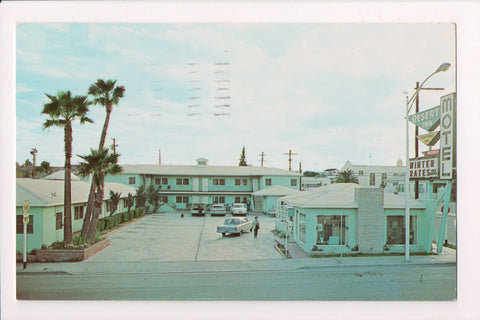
[158,149,161,165]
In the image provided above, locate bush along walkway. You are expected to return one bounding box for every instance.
[97,207,146,236]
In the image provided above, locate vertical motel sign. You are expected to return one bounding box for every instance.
[439,93,456,179]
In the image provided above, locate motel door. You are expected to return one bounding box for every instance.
[193,178,200,191]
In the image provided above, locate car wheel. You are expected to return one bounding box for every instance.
[222,233,225,236]
[250,228,253,232]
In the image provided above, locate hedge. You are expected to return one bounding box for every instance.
[114,214,123,225]
[97,219,106,231]
[136,207,145,216]
[104,216,116,229]
[122,211,130,222]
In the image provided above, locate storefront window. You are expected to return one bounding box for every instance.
[299,213,306,243]
[316,215,348,245]
[386,216,417,245]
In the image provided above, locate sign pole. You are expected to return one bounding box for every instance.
[23,200,29,269]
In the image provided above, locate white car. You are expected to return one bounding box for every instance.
[217,217,253,236]
[231,203,247,216]
[210,204,227,216]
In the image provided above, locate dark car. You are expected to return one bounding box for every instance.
[191,203,206,216]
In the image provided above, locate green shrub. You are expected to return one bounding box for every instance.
[114,214,123,225]
[97,219,106,231]
[122,211,130,222]
[129,211,134,220]
[134,209,140,218]
[136,207,145,217]
[94,232,102,243]
[104,216,116,229]
[73,235,87,246]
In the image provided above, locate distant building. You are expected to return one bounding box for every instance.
[342,160,404,188]
[104,158,301,212]
[300,176,332,190]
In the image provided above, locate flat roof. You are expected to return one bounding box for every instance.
[281,183,425,209]
[16,178,136,207]
[119,164,300,177]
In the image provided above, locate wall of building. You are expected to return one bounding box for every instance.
[354,188,384,254]
[16,207,44,253]
[293,207,357,254]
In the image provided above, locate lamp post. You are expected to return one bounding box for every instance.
[404,62,450,262]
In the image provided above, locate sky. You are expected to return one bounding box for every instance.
[15,23,456,172]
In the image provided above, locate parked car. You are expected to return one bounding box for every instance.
[210,204,227,216]
[231,203,247,216]
[191,203,206,216]
[217,217,253,236]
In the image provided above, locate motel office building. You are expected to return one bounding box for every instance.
[278,183,434,255]
[104,158,301,212]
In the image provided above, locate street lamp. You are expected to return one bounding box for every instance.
[404,62,450,262]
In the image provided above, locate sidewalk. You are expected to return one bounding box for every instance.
[17,246,456,276]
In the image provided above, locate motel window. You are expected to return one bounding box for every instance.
[234,197,241,203]
[386,216,417,245]
[56,212,63,230]
[176,196,189,204]
[243,179,248,186]
[298,213,306,243]
[265,178,272,186]
[129,177,136,185]
[160,196,168,204]
[235,179,241,186]
[213,178,225,186]
[369,173,376,186]
[16,215,33,234]
[213,196,226,204]
[316,215,348,245]
[74,205,84,220]
[176,178,190,186]
[381,173,387,183]
[291,179,297,187]
[155,177,168,185]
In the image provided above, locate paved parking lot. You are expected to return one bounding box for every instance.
[86,213,283,263]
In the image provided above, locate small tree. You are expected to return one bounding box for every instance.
[334,169,359,184]
[40,161,52,175]
[108,190,121,216]
[146,184,160,213]
[135,185,146,209]
[239,146,248,166]
[126,192,134,213]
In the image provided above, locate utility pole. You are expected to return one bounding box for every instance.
[30,148,37,179]
[283,149,298,172]
[111,138,119,154]
[259,152,266,167]
[413,82,444,199]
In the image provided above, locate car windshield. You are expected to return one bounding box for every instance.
[225,219,240,225]
[212,205,223,209]
[233,204,245,208]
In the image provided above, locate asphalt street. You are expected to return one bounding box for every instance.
[15,212,457,301]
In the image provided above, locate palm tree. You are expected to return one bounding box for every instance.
[42,91,92,244]
[334,169,359,184]
[81,79,125,238]
[126,192,135,213]
[77,148,122,244]
[108,191,121,216]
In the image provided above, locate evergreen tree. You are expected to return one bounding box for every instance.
[239,146,248,166]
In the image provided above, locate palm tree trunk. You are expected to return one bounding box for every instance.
[84,108,112,239]
[63,122,73,244]
[80,179,96,238]
[87,185,103,244]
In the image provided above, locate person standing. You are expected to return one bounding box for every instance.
[252,216,260,238]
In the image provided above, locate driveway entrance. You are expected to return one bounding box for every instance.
[86,213,283,263]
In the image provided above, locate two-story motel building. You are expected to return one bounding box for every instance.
[104,158,301,211]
